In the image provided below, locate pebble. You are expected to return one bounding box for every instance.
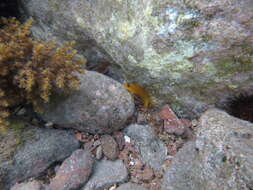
[124,136,131,143]
[101,135,119,160]
[160,105,185,135]
[82,159,128,190]
[96,146,103,160]
[49,149,94,190]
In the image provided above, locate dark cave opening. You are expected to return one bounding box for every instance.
[0,0,20,18]
[224,94,253,123]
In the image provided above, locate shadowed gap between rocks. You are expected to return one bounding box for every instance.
[0,0,20,18]
[218,93,253,123]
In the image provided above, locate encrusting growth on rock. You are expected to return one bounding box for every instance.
[0,17,86,132]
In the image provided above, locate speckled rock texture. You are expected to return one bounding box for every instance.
[50,149,94,190]
[19,0,253,118]
[10,181,49,190]
[82,159,128,190]
[100,135,119,160]
[40,71,134,134]
[162,109,253,190]
[0,125,79,190]
[124,124,167,171]
[116,183,148,190]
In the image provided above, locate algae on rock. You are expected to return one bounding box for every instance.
[20,0,253,117]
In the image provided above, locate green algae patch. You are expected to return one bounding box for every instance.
[0,119,36,163]
[135,40,198,78]
[214,56,253,78]
[117,21,137,40]
[9,119,27,132]
[0,130,19,163]
[0,119,26,163]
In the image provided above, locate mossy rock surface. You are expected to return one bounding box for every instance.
[0,120,29,164]
[0,123,79,190]
[20,0,253,117]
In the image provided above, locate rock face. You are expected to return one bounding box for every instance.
[124,124,167,171]
[19,0,253,117]
[49,149,94,190]
[162,109,253,190]
[117,183,148,190]
[0,125,79,190]
[41,71,134,134]
[82,159,128,190]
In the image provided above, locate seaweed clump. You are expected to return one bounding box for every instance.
[0,17,86,131]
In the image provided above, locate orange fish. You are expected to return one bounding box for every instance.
[124,83,152,108]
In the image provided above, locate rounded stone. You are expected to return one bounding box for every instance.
[100,135,119,160]
[41,71,134,134]
[49,149,94,190]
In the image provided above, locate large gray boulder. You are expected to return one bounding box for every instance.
[41,71,134,134]
[162,109,253,190]
[0,122,79,190]
[19,0,253,117]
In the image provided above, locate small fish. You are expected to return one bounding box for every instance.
[124,83,152,108]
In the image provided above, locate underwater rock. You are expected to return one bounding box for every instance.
[162,109,253,190]
[81,159,128,190]
[10,180,49,190]
[100,135,119,160]
[41,71,134,134]
[116,183,148,190]
[124,124,167,171]
[19,0,253,118]
[0,125,79,190]
[50,149,94,190]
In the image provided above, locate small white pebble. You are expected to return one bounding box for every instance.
[45,122,54,127]
[129,161,135,166]
[166,155,174,160]
[109,184,117,190]
[191,119,198,127]
[124,135,131,143]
